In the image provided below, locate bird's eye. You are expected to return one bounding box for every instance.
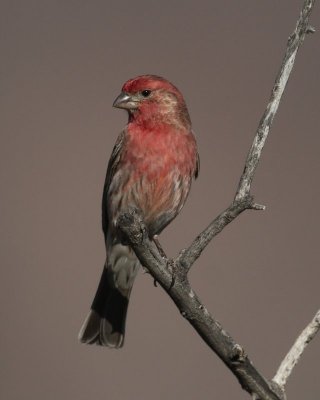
[141,90,151,97]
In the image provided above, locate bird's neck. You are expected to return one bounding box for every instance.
[128,106,191,131]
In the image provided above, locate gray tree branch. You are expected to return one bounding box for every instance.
[273,309,320,389]
[118,1,317,399]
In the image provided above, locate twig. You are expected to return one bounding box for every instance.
[273,309,320,389]
[118,1,316,399]
[176,195,253,272]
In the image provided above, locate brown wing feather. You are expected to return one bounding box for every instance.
[102,130,126,237]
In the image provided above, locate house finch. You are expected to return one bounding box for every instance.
[79,75,199,348]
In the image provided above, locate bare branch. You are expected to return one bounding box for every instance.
[177,0,316,273]
[118,209,283,400]
[273,309,320,389]
[235,0,316,201]
[118,1,316,399]
[176,195,253,271]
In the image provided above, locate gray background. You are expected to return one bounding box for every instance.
[1,1,319,399]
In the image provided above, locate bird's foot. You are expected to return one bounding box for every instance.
[167,258,177,290]
[152,235,167,287]
[153,235,167,259]
[142,266,158,287]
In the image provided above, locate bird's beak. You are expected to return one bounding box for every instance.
[113,92,139,110]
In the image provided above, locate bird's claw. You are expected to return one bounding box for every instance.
[153,235,167,259]
[167,259,177,290]
[143,266,158,287]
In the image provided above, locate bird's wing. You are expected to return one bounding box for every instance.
[102,130,126,238]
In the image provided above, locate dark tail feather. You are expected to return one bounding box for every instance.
[79,267,131,348]
[79,244,139,348]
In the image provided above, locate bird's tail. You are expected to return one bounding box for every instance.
[78,244,140,348]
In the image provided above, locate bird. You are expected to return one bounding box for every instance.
[78,75,199,348]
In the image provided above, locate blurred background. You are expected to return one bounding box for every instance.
[1,1,319,399]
